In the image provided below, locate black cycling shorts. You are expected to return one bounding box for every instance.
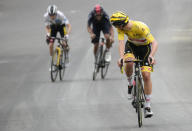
[91,23,111,43]
[125,41,152,67]
[50,24,66,38]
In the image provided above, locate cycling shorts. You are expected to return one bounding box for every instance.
[49,24,67,42]
[91,23,111,43]
[124,41,153,72]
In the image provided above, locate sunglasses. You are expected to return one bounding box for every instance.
[49,14,56,16]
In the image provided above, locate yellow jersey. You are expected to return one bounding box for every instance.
[117,20,154,46]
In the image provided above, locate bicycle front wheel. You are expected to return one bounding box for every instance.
[93,46,102,80]
[59,50,66,81]
[136,76,143,127]
[101,50,110,79]
[51,49,59,82]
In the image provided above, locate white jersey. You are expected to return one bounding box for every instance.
[44,10,69,26]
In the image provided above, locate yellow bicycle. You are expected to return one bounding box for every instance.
[50,37,69,82]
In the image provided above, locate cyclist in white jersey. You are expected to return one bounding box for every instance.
[44,5,71,57]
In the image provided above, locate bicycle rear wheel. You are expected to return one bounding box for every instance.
[136,76,143,127]
[101,50,110,79]
[59,49,66,81]
[51,49,59,82]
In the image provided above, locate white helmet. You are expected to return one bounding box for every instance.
[47,5,57,16]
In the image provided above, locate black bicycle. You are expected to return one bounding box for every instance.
[93,37,110,80]
[124,59,146,127]
[50,37,69,82]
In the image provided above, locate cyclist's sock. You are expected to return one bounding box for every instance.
[127,76,133,86]
[145,94,151,108]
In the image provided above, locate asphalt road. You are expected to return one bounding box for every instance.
[0,0,192,131]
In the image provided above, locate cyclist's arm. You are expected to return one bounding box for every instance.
[149,39,158,57]
[110,26,114,40]
[87,12,94,35]
[87,25,93,35]
[44,13,51,35]
[117,29,125,59]
[142,25,158,59]
[45,25,51,34]
[66,23,71,35]
[118,40,125,59]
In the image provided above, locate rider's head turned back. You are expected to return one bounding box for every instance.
[110,11,129,27]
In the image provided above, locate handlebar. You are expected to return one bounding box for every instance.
[124,59,144,63]
[49,36,67,41]
[120,59,144,74]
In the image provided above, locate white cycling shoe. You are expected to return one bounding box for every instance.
[144,107,153,118]
[105,51,111,62]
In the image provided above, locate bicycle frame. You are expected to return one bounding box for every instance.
[54,46,62,66]
[50,37,66,66]
[96,38,105,67]
[93,37,110,80]
[50,36,68,82]
[133,60,146,102]
[124,59,146,127]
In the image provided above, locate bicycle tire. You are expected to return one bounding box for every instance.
[93,55,99,80]
[51,49,59,82]
[136,75,143,127]
[59,49,66,81]
[93,45,102,80]
[101,50,110,79]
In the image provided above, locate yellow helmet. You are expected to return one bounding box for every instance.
[110,11,129,26]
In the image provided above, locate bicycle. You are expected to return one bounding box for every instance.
[93,37,110,80]
[50,37,69,82]
[121,58,147,127]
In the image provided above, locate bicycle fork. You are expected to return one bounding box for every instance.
[55,46,62,66]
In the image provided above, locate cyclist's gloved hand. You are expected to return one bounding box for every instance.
[46,33,50,45]
[148,56,155,65]
[90,33,96,39]
[117,58,123,67]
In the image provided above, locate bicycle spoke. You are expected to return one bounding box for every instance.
[51,50,58,82]
[101,50,110,79]
[59,49,66,81]
[136,76,143,127]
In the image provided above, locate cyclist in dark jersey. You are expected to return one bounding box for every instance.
[87,4,114,62]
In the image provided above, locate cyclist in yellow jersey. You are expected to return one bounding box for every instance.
[110,11,158,118]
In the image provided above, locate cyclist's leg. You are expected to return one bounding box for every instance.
[139,44,153,117]
[102,23,111,49]
[49,25,57,56]
[138,44,153,104]
[124,41,135,79]
[124,41,136,98]
[91,25,100,57]
[102,23,112,61]
[59,24,67,45]
[59,24,70,65]
[142,69,153,117]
